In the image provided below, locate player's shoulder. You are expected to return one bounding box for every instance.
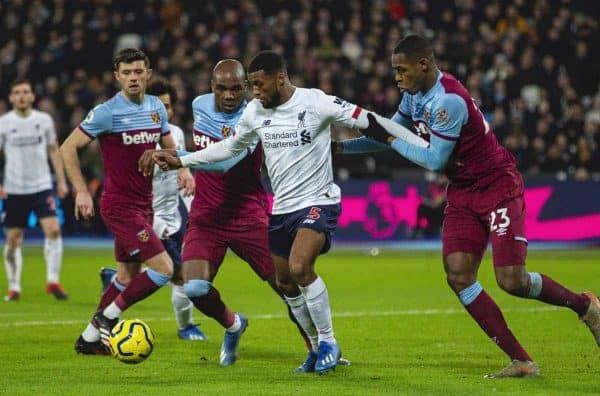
[31,109,53,122]
[0,110,13,122]
[192,93,215,112]
[437,73,470,103]
[168,123,184,136]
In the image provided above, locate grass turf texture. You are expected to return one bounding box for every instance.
[1,247,599,395]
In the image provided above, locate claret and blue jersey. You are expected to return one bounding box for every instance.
[190,93,268,220]
[79,92,170,204]
[390,71,516,185]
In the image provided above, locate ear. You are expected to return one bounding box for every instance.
[277,71,286,86]
[147,68,153,81]
[113,70,119,81]
[419,58,429,73]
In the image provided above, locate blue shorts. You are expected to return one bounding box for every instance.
[268,204,341,259]
[3,189,57,228]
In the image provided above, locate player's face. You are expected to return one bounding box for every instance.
[114,60,152,99]
[212,74,246,113]
[248,70,281,109]
[391,52,426,95]
[9,83,35,112]
[157,93,173,119]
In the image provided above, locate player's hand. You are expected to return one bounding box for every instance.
[177,168,195,197]
[56,181,69,199]
[0,185,6,200]
[74,191,94,220]
[361,113,394,145]
[138,149,158,177]
[153,152,183,171]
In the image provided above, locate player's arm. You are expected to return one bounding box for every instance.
[175,149,248,173]
[47,143,68,199]
[0,132,5,199]
[373,94,467,171]
[59,128,94,219]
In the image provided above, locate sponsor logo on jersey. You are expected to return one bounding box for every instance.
[121,131,161,145]
[193,132,218,149]
[300,129,311,145]
[137,229,150,242]
[221,125,232,138]
[262,119,271,126]
[151,112,161,123]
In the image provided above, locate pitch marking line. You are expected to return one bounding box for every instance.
[0,306,559,328]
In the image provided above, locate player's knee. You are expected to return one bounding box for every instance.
[496,274,528,297]
[445,271,476,293]
[183,279,212,298]
[276,276,297,297]
[45,229,61,239]
[6,234,23,249]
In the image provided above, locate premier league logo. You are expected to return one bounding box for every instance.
[221,125,232,138]
[151,112,161,123]
[137,229,150,242]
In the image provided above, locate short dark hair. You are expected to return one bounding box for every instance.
[113,48,150,70]
[146,78,177,105]
[10,78,33,91]
[248,51,286,75]
[393,35,434,61]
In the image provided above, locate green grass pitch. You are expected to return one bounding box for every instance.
[1,247,599,395]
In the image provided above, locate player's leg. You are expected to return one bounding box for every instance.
[39,215,67,300]
[3,193,29,301]
[164,229,206,341]
[75,260,138,355]
[226,219,313,353]
[443,201,536,378]
[490,196,599,346]
[3,227,24,301]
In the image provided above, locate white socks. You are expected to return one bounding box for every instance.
[226,313,242,333]
[82,323,100,342]
[299,276,336,345]
[103,302,122,320]
[4,245,23,292]
[44,237,63,284]
[285,293,319,351]
[171,284,194,329]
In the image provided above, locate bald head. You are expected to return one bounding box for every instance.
[211,59,247,114]
[212,59,245,81]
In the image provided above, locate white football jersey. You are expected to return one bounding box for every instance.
[181,88,363,214]
[0,110,56,194]
[152,123,187,237]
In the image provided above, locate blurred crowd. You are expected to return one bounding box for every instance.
[1,0,599,181]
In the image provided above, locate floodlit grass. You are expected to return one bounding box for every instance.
[1,247,599,395]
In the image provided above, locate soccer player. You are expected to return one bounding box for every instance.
[99,78,206,341]
[354,34,600,378]
[141,59,316,367]
[60,48,185,355]
[142,52,382,373]
[0,78,69,301]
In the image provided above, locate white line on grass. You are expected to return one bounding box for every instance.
[0,306,559,328]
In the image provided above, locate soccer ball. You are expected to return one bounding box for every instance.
[108,319,155,364]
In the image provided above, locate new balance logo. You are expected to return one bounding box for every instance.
[300,129,311,145]
[302,219,315,224]
[121,131,161,145]
[262,119,271,126]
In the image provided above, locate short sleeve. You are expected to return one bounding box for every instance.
[429,94,468,140]
[80,103,112,139]
[314,90,362,129]
[44,114,57,144]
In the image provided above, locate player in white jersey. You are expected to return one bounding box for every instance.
[141,51,404,373]
[100,79,206,341]
[0,79,69,302]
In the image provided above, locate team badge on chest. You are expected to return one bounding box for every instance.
[221,125,232,138]
[151,112,161,123]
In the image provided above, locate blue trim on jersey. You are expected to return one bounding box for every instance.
[458,282,483,306]
[176,149,247,173]
[340,136,390,154]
